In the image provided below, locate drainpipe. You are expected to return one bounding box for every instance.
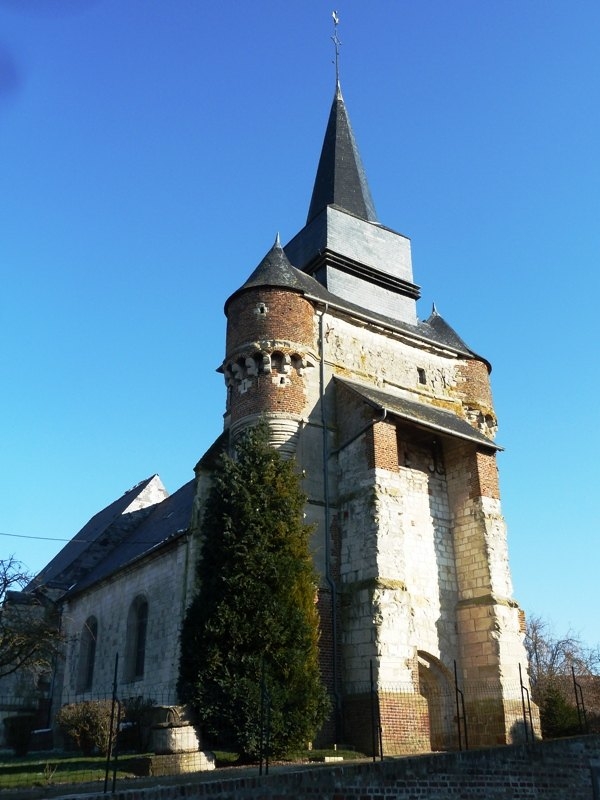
[180,530,192,621]
[318,306,341,741]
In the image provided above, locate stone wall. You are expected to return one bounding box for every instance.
[325,303,535,749]
[59,535,197,704]
[324,315,460,404]
[337,427,461,687]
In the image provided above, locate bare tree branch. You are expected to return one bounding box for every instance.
[0,556,63,679]
[525,613,600,695]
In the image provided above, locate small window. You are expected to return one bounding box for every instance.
[271,351,284,373]
[77,616,98,693]
[126,596,148,681]
[417,367,427,385]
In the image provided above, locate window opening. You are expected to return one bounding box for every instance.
[77,616,97,693]
[126,596,148,681]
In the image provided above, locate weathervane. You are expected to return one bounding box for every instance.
[331,10,341,83]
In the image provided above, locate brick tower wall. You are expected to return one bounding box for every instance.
[455,358,498,438]
[226,287,314,355]
[224,288,318,449]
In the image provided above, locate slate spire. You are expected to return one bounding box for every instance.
[306,82,378,225]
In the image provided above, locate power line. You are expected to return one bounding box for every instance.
[0,530,186,546]
[1,531,71,542]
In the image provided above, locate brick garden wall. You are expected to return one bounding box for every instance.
[45,735,600,800]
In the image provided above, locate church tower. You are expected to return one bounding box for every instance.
[220,82,536,753]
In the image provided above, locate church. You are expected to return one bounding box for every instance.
[9,79,535,755]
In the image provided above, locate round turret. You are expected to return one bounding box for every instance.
[223,240,318,454]
[455,357,497,439]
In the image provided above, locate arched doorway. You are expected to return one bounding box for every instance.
[417,651,456,751]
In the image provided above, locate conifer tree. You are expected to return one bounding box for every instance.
[178,423,328,758]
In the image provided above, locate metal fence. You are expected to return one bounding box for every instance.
[0,661,595,793]
[0,681,213,792]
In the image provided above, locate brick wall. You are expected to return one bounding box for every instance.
[472,449,500,499]
[445,440,500,502]
[226,288,314,354]
[455,358,498,437]
[378,691,431,755]
[225,288,317,427]
[230,371,307,424]
[365,420,399,472]
[455,357,493,409]
[58,735,600,800]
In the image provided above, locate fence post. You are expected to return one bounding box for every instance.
[453,661,468,751]
[258,660,271,777]
[111,699,121,794]
[265,686,271,776]
[572,666,589,734]
[369,660,383,760]
[259,660,265,776]
[369,660,377,761]
[519,663,534,743]
[104,653,119,794]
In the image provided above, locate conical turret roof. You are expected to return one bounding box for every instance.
[425,305,491,371]
[306,82,378,224]
[224,235,321,312]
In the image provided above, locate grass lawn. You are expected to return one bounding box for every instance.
[0,747,367,791]
[0,752,146,790]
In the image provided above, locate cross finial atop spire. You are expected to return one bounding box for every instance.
[331,10,341,84]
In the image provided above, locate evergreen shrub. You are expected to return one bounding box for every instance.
[178,423,329,758]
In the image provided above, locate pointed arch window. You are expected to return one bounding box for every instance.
[77,616,98,693]
[126,596,148,681]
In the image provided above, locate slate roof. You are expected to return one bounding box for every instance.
[336,377,501,451]
[307,82,378,225]
[29,476,160,592]
[66,480,195,597]
[425,305,477,357]
[224,236,318,312]
[226,237,483,364]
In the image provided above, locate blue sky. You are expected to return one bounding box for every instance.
[1,1,599,646]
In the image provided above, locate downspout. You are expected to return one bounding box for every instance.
[180,530,192,621]
[176,529,193,703]
[318,306,341,740]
